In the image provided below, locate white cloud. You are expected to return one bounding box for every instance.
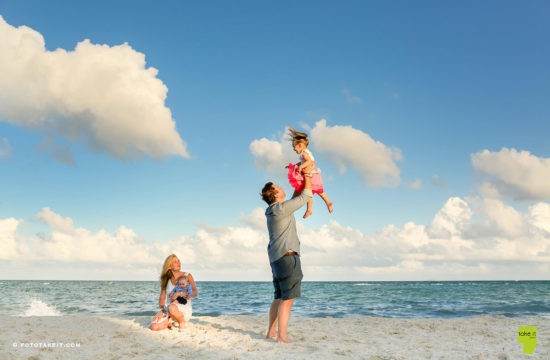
[238,207,267,231]
[0,137,11,160]
[472,148,550,200]
[526,202,550,235]
[36,207,76,235]
[0,217,29,259]
[249,136,295,176]
[427,197,472,239]
[32,208,161,264]
[310,120,401,187]
[1,207,271,280]
[250,120,402,188]
[3,197,550,280]
[466,197,527,239]
[0,15,188,160]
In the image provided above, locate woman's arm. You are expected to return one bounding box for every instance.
[158,288,166,308]
[153,288,167,320]
[185,273,198,299]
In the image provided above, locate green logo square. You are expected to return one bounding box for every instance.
[518,326,537,354]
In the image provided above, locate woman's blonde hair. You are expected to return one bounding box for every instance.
[288,127,309,146]
[160,254,177,290]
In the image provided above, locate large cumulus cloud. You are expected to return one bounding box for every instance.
[0,15,188,160]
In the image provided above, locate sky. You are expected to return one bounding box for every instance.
[1,0,550,281]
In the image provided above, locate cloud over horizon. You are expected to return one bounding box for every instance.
[0,15,189,161]
[2,196,549,281]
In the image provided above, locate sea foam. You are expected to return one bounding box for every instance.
[21,299,62,317]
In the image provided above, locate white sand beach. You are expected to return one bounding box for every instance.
[1,315,548,359]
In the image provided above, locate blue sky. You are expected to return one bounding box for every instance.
[1,1,550,280]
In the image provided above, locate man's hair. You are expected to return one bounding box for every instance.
[261,182,276,204]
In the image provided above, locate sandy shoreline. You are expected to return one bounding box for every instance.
[1,314,548,359]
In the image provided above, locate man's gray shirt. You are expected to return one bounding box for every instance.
[266,189,313,263]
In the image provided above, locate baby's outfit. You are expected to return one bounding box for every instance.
[288,149,324,194]
[170,284,193,304]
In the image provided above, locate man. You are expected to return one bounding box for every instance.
[260,172,312,343]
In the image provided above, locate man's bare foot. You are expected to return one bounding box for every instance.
[276,336,293,343]
[327,202,333,213]
[179,322,186,329]
[303,209,312,219]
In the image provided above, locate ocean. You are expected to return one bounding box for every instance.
[1,280,549,320]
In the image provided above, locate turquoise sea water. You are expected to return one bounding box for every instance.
[1,281,549,319]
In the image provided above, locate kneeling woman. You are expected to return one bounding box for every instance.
[151,254,198,331]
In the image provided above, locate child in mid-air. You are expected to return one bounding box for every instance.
[287,127,333,218]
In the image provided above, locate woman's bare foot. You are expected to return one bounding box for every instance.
[266,332,276,339]
[327,201,333,213]
[303,209,312,219]
[276,336,293,343]
[179,321,186,329]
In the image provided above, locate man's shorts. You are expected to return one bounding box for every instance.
[270,254,303,300]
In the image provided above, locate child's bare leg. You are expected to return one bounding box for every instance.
[318,192,333,213]
[303,198,313,218]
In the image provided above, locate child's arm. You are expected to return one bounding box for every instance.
[168,287,179,301]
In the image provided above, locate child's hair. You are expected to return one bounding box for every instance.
[288,127,309,147]
[176,274,188,286]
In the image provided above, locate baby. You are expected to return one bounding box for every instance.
[169,274,193,306]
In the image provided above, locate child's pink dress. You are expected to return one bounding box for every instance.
[288,149,324,194]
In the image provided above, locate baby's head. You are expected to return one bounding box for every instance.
[176,274,189,287]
